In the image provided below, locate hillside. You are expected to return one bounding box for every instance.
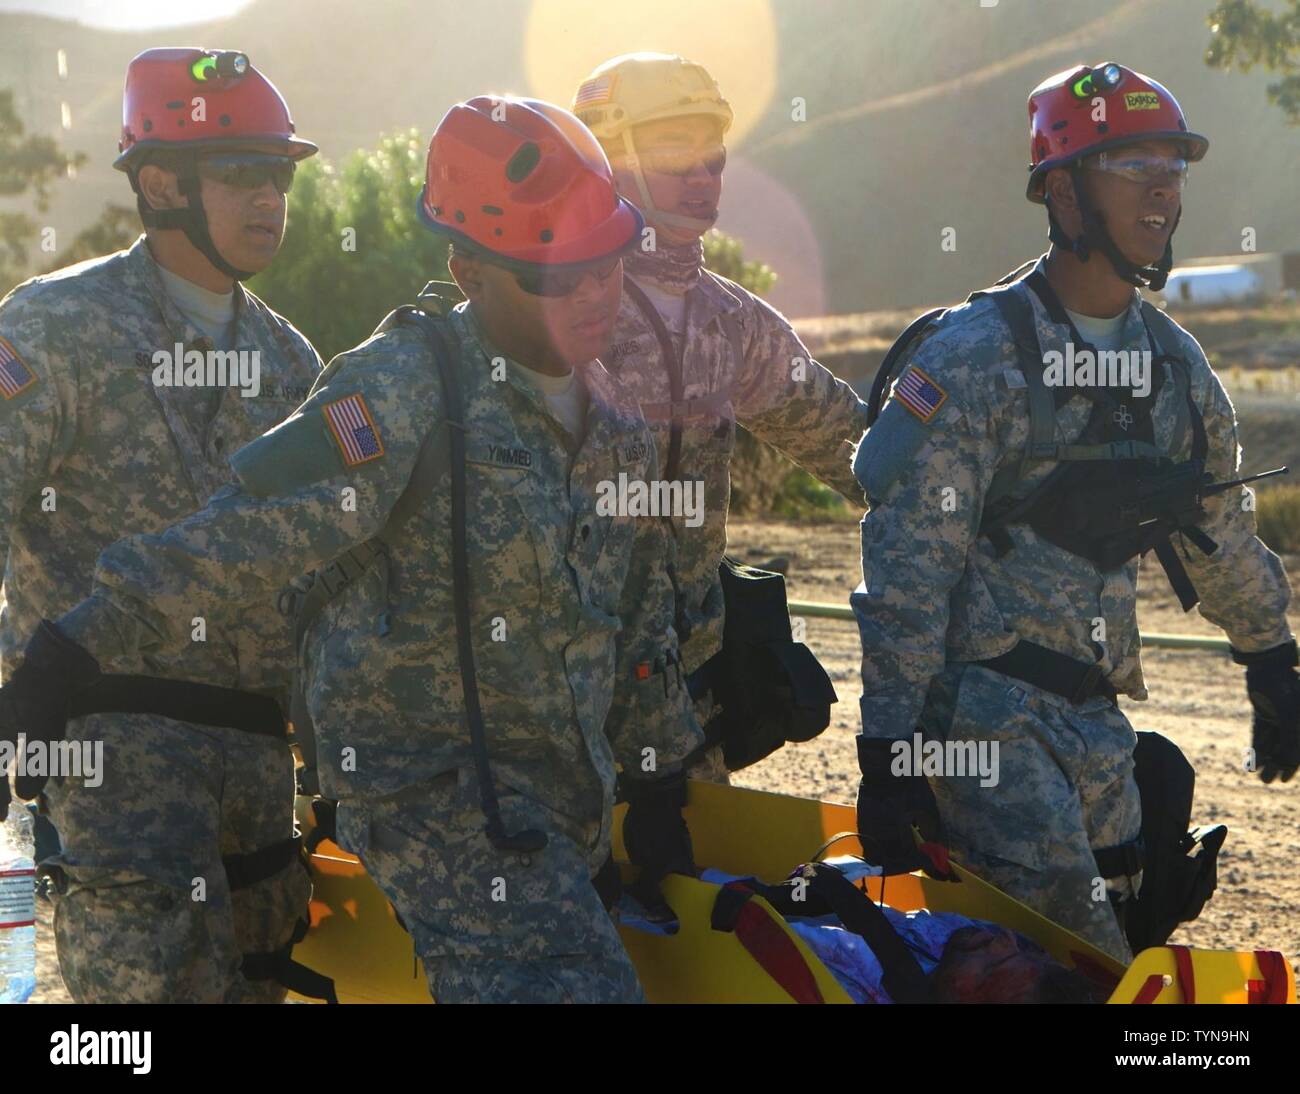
[1,0,1295,317]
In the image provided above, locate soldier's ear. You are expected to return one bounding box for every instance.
[1044,168,1078,213]
[136,163,187,212]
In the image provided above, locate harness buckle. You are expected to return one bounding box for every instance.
[1072,662,1106,704]
[318,562,349,596]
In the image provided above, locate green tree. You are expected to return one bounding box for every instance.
[248,129,450,361]
[1206,0,1300,121]
[702,228,777,295]
[0,88,86,292]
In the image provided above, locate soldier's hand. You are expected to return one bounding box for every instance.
[855,736,950,877]
[622,769,695,916]
[1234,641,1300,784]
[0,620,101,810]
[1249,684,1300,783]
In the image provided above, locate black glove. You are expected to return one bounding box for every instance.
[622,769,695,915]
[1233,641,1300,784]
[0,620,101,818]
[856,735,948,876]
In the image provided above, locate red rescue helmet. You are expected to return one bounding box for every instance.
[1026,62,1207,203]
[417,96,643,271]
[114,46,317,171]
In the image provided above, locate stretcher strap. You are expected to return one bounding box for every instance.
[1132,974,1165,1004]
[1248,951,1288,1005]
[712,884,825,1004]
[1130,945,1195,1003]
[1171,945,1196,1004]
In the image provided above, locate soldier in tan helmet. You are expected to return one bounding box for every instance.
[573,53,869,782]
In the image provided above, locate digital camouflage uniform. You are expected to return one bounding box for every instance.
[851,256,1292,960]
[0,237,321,1001]
[53,301,702,1003]
[609,245,869,779]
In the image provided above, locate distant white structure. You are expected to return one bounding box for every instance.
[1155,251,1300,309]
[1163,264,1265,307]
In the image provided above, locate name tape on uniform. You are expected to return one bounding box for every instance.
[894,365,948,423]
[323,393,385,466]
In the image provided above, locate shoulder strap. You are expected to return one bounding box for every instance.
[380,306,455,540]
[865,306,949,428]
[393,307,547,855]
[866,264,1045,431]
[1139,300,1206,463]
[623,276,689,482]
[984,284,1058,483]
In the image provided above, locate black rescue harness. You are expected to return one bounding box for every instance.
[868,264,1285,615]
[53,674,336,1001]
[866,269,1246,935]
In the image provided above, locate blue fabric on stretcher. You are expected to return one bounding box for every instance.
[618,864,998,1004]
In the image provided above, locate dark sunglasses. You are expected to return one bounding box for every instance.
[511,254,622,298]
[197,153,297,194]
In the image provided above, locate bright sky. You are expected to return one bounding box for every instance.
[0,0,249,28]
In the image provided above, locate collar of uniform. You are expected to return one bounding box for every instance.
[126,234,251,354]
[690,268,746,318]
[1022,254,1147,362]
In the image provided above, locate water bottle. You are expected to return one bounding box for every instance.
[0,805,37,1004]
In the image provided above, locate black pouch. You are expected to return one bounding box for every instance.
[1125,731,1227,954]
[688,557,837,772]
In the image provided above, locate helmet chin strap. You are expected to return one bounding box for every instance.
[1047,166,1176,292]
[130,156,256,282]
[619,130,718,235]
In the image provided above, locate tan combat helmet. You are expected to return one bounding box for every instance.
[572,52,733,232]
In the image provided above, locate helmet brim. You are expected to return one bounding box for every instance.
[114,134,319,172]
[417,191,645,274]
[1027,130,1208,203]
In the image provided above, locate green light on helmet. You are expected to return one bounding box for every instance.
[190,51,249,82]
[1071,63,1123,99]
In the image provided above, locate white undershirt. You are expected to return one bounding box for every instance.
[1064,306,1128,354]
[158,266,237,351]
[516,363,589,439]
[637,280,689,336]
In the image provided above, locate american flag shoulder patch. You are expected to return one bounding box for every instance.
[323,393,385,467]
[894,365,948,423]
[573,73,615,108]
[0,336,38,400]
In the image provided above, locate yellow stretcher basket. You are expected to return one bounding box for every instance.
[289,781,1295,1005]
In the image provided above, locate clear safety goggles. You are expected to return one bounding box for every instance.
[636,144,727,178]
[1083,152,1189,189]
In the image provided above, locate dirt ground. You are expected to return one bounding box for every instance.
[29,517,1300,1002]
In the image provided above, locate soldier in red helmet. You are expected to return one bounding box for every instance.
[115,46,318,283]
[1,96,702,1002]
[852,64,1295,962]
[0,47,322,1002]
